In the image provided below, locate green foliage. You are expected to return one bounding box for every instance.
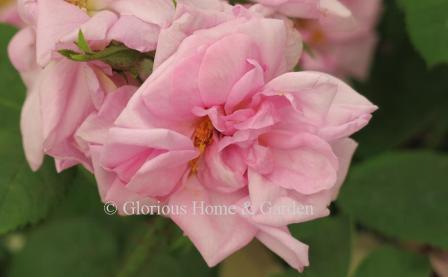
[338,151,448,249]
[399,0,448,66]
[288,216,353,277]
[353,0,448,158]
[0,24,76,236]
[3,166,216,277]
[0,154,75,235]
[59,32,154,81]
[228,0,250,4]
[0,25,25,109]
[75,31,93,54]
[120,235,216,277]
[7,218,119,277]
[353,247,431,277]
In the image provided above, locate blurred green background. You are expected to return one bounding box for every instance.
[0,0,447,276]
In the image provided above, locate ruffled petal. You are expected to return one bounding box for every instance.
[20,81,44,171]
[263,71,377,141]
[256,225,309,272]
[169,176,257,266]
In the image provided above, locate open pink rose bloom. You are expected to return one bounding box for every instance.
[8,0,380,272]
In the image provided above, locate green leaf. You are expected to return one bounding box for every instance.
[142,245,217,277]
[138,58,154,81]
[59,42,154,81]
[142,254,183,276]
[353,247,431,277]
[7,218,119,277]
[353,1,448,158]
[58,49,90,62]
[0,239,9,272]
[48,167,151,239]
[338,151,448,249]
[287,215,352,277]
[0,153,76,235]
[76,31,92,54]
[0,24,76,235]
[48,168,107,220]
[174,246,218,277]
[118,220,217,277]
[228,0,249,4]
[302,42,315,58]
[49,169,214,277]
[117,218,169,277]
[0,24,25,121]
[400,0,448,66]
[221,241,282,277]
[93,44,144,73]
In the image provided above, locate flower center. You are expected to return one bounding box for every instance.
[294,19,326,46]
[309,29,326,46]
[189,117,214,174]
[66,0,88,11]
[0,0,12,8]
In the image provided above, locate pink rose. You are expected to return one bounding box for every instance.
[92,12,376,271]
[298,0,382,80]
[153,1,236,69]
[8,0,377,271]
[26,0,174,66]
[17,0,226,67]
[8,25,137,171]
[9,0,174,171]
[251,0,355,30]
[10,0,238,173]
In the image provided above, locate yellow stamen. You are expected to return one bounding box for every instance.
[0,0,12,8]
[189,117,214,174]
[66,0,88,10]
[293,19,310,30]
[294,19,326,46]
[309,29,326,45]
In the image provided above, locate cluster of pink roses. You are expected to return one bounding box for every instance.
[7,0,380,272]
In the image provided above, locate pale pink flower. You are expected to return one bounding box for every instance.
[19,0,225,66]
[153,1,236,69]
[9,27,136,171]
[26,0,175,66]
[10,0,240,176]
[9,0,377,271]
[249,0,381,80]
[10,0,235,172]
[251,0,355,30]
[92,12,376,271]
[298,0,382,80]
